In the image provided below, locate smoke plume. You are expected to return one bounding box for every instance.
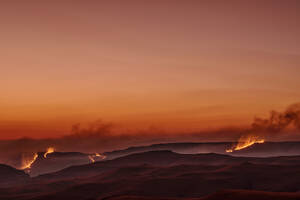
[251,103,300,135]
[1,103,300,168]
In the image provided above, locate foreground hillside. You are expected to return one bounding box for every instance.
[106,190,300,200]
[0,164,29,187]
[1,151,300,200]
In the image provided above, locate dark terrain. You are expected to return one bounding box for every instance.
[3,141,300,174]
[29,151,104,176]
[1,149,300,200]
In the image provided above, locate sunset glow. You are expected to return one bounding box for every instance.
[0,1,300,141]
[1,2,300,199]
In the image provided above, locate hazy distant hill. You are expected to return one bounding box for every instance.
[103,142,300,160]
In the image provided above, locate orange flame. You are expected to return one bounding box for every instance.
[21,153,38,170]
[44,147,55,158]
[226,135,265,152]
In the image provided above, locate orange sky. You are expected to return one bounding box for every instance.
[1,0,300,139]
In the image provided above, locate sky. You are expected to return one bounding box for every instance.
[1,0,300,139]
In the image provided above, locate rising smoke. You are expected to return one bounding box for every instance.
[251,103,300,135]
[1,103,300,168]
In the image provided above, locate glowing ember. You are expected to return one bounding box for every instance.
[44,147,55,158]
[88,153,106,163]
[226,135,265,152]
[95,153,107,159]
[21,153,38,169]
[88,155,95,163]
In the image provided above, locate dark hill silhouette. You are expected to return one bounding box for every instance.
[34,150,300,182]
[103,142,300,160]
[24,141,300,178]
[201,190,300,200]
[104,142,230,160]
[2,161,300,200]
[0,164,29,187]
[1,151,300,199]
[105,190,300,200]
